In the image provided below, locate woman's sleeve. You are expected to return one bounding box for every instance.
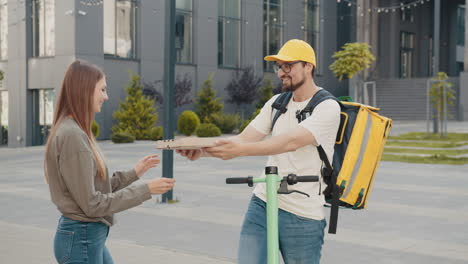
[59,151,151,218]
[110,169,140,192]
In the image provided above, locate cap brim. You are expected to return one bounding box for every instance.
[264,54,297,62]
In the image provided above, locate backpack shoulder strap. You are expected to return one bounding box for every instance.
[271,92,292,130]
[274,89,342,234]
[302,89,341,113]
[303,89,341,235]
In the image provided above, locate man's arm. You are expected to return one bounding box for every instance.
[204,126,317,160]
[176,124,268,160]
[229,125,268,143]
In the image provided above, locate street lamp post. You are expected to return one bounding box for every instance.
[432,0,441,133]
[162,0,176,202]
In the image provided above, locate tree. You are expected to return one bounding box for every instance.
[329,42,376,81]
[195,73,223,123]
[142,80,163,105]
[142,73,192,107]
[225,66,262,110]
[175,73,193,107]
[112,72,158,140]
[273,80,283,95]
[430,72,456,137]
[256,78,274,109]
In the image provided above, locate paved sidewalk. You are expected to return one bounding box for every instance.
[1,121,468,263]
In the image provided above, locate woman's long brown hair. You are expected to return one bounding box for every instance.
[44,60,107,182]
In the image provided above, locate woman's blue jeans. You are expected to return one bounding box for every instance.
[238,195,326,264]
[54,216,114,264]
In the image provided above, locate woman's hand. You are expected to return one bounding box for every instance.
[147,177,176,194]
[134,154,160,178]
[175,149,204,161]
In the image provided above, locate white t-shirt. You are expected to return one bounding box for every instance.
[249,89,340,220]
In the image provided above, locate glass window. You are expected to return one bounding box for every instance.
[0,90,7,145]
[32,89,54,146]
[176,0,192,10]
[263,0,283,71]
[303,0,319,71]
[218,0,241,67]
[104,0,137,58]
[39,89,54,127]
[400,2,414,23]
[0,0,7,60]
[176,0,193,64]
[400,31,414,78]
[457,5,465,46]
[31,0,55,57]
[428,36,433,76]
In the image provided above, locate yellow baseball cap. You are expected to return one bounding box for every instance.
[264,39,316,67]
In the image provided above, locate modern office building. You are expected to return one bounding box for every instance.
[355,0,468,121]
[0,0,466,148]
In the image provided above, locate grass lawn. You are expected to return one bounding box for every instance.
[386,141,468,148]
[382,154,468,165]
[383,132,468,165]
[384,147,468,156]
[389,132,468,141]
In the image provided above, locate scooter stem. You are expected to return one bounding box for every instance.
[265,167,281,264]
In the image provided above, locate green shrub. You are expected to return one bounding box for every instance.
[195,73,223,122]
[111,72,158,140]
[91,120,100,138]
[111,131,135,143]
[239,120,249,133]
[195,123,221,137]
[150,126,163,141]
[211,113,240,134]
[239,109,260,132]
[256,78,274,109]
[178,111,200,136]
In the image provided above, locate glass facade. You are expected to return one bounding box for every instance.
[303,0,319,71]
[0,90,7,145]
[176,0,193,64]
[31,0,55,57]
[400,31,414,78]
[457,5,465,46]
[104,0,137,58]
[0,0,7,60]
[263,0,283,71]
[32,89,54,146]
[218,0,241,67]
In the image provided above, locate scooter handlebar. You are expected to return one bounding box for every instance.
[285,174,319,185]
[226,177,251,184]
[296,176,319,182]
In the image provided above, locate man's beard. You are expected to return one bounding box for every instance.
[282,76,305,92]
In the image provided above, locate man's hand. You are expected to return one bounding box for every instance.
[204,139,243,160]
[134,154,160,178]
[175,149,204,161]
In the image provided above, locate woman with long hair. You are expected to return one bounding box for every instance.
[44,60,175,264]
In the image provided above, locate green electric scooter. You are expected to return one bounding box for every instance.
[226,166,318,264]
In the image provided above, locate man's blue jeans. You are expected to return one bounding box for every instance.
[54,216,114,264]
[238,195,326,264]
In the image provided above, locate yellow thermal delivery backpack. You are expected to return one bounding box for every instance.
[271,89,392,234]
